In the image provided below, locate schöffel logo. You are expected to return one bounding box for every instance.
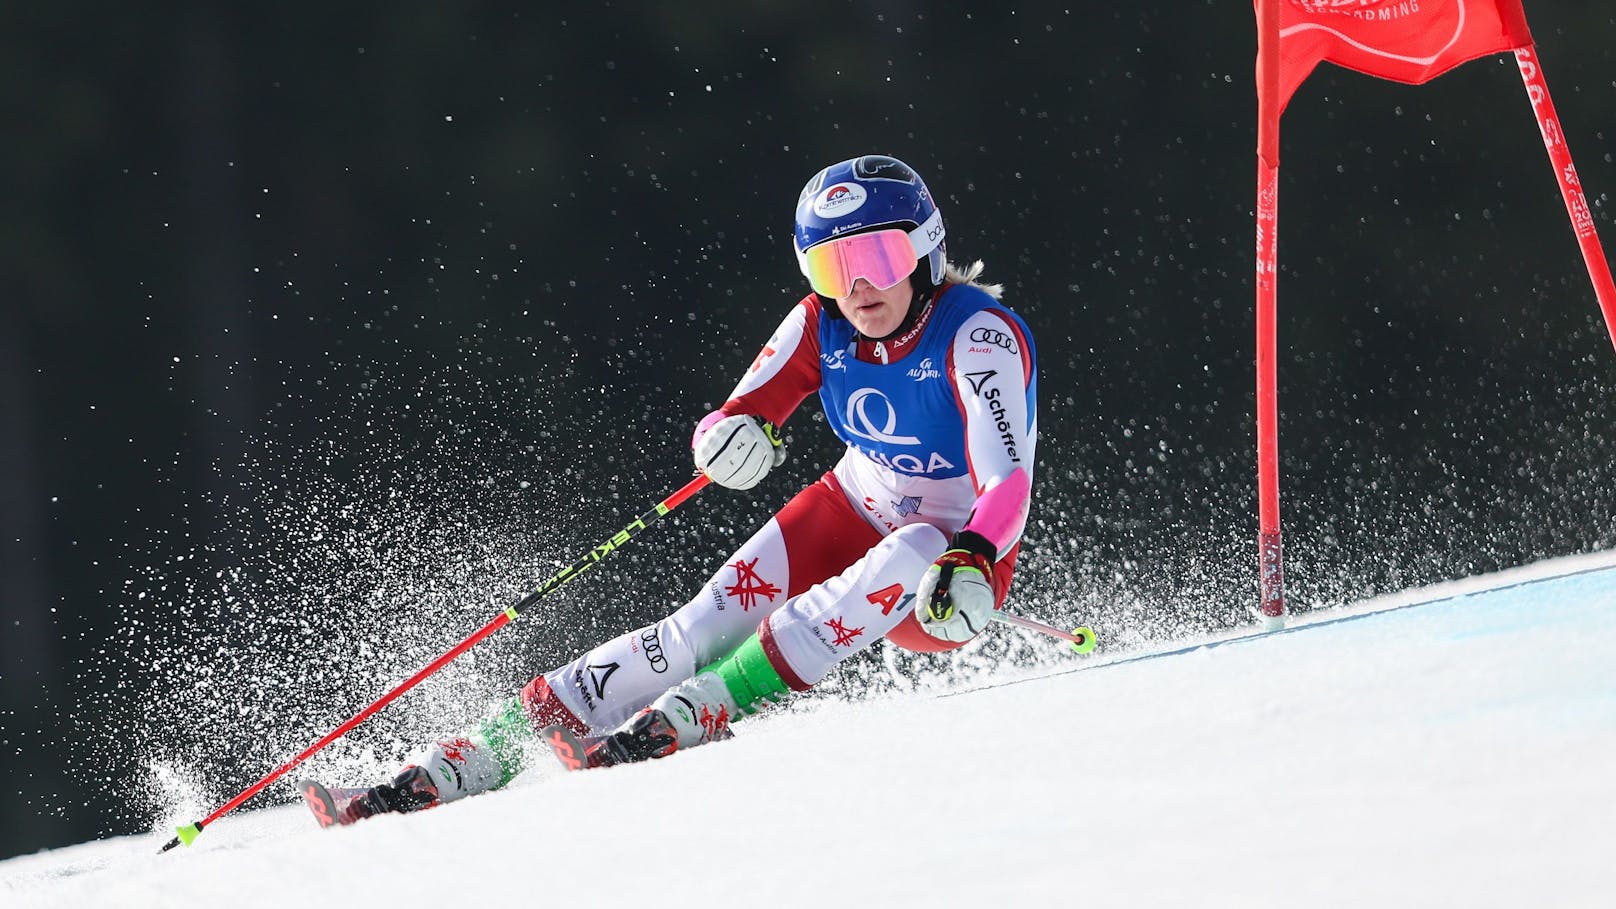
[969,327,1019,354]
[586,663,618,701]
[574,662,619,710]
[962,369,997,394]
[890,297,936,354]
[983,386,1022,464]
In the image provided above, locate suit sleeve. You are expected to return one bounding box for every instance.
[948,309,1036,558]
[717,295,824,428]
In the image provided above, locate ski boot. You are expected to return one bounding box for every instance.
[544,672,742,771]
[297,765,440,828]
[543,631,798,772]
[545,707,685,771]
[298,699,534,828]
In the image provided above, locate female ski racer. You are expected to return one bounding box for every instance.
[304,154,1039,824]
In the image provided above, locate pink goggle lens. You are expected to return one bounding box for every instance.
[801,229,918,299]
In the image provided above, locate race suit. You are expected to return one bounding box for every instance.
[525,281,1038,733]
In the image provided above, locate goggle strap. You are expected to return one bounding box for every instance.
[907,207,945,258]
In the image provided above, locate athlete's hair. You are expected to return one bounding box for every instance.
[941,259,1003,300]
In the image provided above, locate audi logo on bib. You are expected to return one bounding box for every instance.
[844,388,921,445]
[968,327,1019,354]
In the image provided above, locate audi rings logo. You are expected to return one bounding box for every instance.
[969,327,1019,355]
[640,628,668,674]
[844,388,920,445]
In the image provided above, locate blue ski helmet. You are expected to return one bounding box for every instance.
[793,155,947,292]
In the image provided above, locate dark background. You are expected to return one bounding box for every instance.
[3,2,1613,859]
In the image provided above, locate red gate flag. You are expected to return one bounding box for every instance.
[1271,0,1534,113]
[1253,0,1616,630]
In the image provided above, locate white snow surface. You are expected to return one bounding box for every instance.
[5,551,1615,908]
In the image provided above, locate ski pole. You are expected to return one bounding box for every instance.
[992,611,1098,654]
[159,472,712,853]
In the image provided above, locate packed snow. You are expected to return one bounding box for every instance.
[4,551,1614,908]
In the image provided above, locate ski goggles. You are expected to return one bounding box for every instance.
[796,229,920,300]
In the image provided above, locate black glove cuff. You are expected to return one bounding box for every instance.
[950,529,998,564]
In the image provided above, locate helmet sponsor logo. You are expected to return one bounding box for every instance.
[845,388,921,445]
[814,182,868,218]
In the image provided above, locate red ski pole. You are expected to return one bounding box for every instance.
[159,473,711,853]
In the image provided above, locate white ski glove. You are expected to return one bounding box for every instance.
[692,412,786,490]
[915,531,998,643]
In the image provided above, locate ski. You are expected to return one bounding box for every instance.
[295,778,357,829]
[294,766,441,829]
[541,725,595,772]
[542,709,691,772]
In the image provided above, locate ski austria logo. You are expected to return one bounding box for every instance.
[813,182,868,218]
[906,357,941,382]
[844,388,920,445]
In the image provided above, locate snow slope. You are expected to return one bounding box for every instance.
[5,552,1615,908]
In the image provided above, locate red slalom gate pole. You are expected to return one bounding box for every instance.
[1514,46,1616,353]
[1254,0,1286,630]
[159,472,711,853]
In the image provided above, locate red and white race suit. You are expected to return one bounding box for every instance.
[525,282,1038,734]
